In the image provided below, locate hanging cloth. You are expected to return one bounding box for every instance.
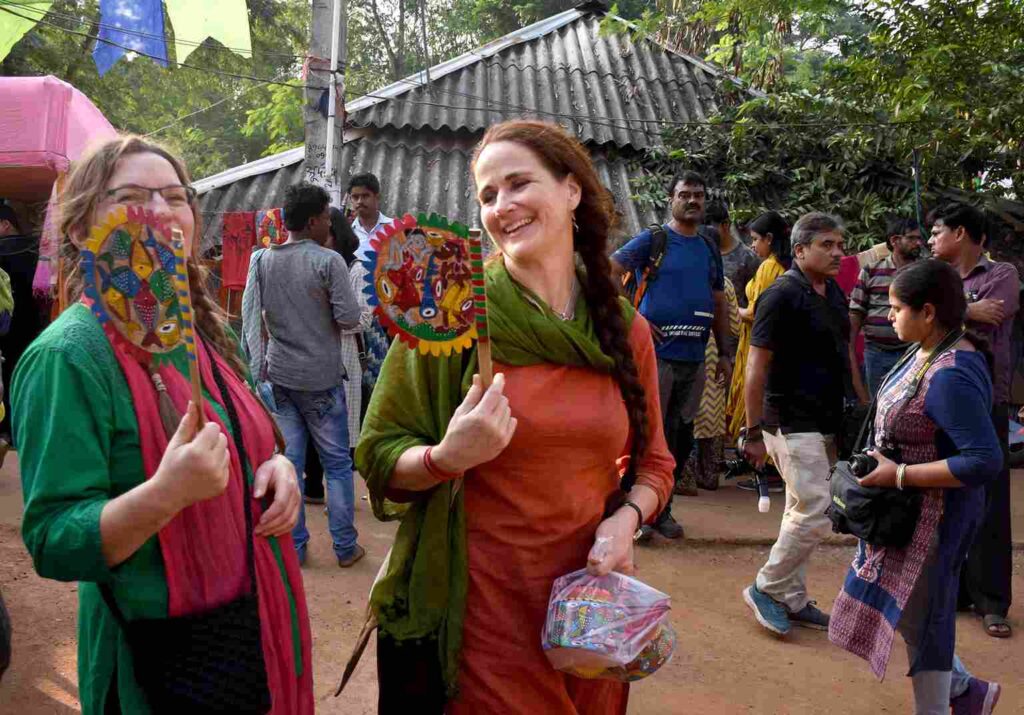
[0,1,54,63]
[221,211,257,290]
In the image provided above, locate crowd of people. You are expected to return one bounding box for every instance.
[4,119,1018,714]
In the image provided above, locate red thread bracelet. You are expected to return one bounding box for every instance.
[424,446,463,482]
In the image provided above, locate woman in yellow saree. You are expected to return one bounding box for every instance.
[726,211,791,441]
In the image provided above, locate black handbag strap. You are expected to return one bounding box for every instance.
[100,358,260,626]
[253,248,271,382]
[208,355,259,598]
[851,392,880,456]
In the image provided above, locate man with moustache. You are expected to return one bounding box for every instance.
[611,171,732,539]
[929,202,1018,640]
[849,217,924,401]
[741,212,849,635]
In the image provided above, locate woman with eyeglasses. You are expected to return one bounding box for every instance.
[12,136,313,714]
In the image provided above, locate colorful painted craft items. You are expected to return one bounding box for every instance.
[81,206,188,366]
[256,208,286,248]
[170,229,198,368]
[363,213,483,357]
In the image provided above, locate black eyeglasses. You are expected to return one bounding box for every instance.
[105,184,197,207]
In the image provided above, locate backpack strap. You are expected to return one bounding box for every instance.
[697,228,721,263]
[697,225,724,289]
[629,224,669,309]
[645,223,669,282]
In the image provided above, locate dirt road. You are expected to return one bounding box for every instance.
[1,455,1021,714]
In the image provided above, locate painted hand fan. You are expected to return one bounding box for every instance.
[81,206,204,409]
[363,213,490,373]
[257,208,286,248]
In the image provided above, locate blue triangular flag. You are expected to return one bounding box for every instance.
[93,0,168,77]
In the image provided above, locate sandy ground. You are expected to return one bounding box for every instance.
[1,452,1022,714]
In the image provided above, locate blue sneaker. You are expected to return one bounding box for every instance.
[789,601,830,631]
[743,585,791,635]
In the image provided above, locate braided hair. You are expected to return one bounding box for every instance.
[471,120,649,490]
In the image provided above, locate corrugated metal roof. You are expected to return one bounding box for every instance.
[197,131,663,253]
[195,3,743,251]
[347,12,725,150]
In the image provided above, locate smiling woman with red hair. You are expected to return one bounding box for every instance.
[356,120,675,713]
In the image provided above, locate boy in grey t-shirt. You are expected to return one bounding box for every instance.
[241,182,364,567]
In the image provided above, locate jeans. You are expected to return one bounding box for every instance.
[755,430,836,612]
[655,358,705,524]
[271,384,358,561]
[864,343,904,397]
[898,541,972,714]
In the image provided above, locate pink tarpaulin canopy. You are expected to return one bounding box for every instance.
[0,75,116,201]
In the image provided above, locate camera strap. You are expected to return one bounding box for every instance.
[858,327,966,452]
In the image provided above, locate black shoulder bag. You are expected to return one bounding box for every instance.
[825,330,963,547]
[99,358,272,714]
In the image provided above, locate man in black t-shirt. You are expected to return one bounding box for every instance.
[739,212,850,636]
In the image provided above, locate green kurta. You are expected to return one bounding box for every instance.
[12,303,294,714]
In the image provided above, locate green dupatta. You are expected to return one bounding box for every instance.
[355,257,635,693]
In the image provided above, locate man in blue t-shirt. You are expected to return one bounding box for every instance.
[612,171,732,540]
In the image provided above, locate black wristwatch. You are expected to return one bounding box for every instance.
[621,500,644,532]
[739,424,764,442]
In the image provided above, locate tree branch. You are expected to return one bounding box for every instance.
[368,0,399,74]
[395,0,406,80]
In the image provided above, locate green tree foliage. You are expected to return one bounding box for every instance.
[835,0,1024,198]
[621,0,1024,249]
[2,0,309,177]
[346,0,482,90]
[241,80,305,157]
[1,0,613,174]
[605,0,857,91]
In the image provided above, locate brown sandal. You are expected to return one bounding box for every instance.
[983,614,1012,639]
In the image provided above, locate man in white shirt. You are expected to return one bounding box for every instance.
[348,173,392,260]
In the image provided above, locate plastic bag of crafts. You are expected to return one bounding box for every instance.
[541,568,675,682]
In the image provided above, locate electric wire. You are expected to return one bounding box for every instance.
[0,0,309,62]
[0,3,926,137]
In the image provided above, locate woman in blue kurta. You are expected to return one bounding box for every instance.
[829,259,1003,715]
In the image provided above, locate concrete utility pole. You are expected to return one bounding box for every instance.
[304,0,346,205]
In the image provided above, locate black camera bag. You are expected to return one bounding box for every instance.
[826,331,963,547]
[826,461,922,547]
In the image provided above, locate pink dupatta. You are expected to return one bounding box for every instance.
[110,334,314,714]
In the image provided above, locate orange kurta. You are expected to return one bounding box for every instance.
[449,315,674,715]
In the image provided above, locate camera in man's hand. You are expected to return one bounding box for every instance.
[848,447,902,478]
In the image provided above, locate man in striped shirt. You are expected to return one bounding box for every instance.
[848,217,923,401]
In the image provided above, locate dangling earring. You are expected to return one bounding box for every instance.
[572,216,579,233]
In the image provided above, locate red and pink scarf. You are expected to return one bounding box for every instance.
[111,332,313,714]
